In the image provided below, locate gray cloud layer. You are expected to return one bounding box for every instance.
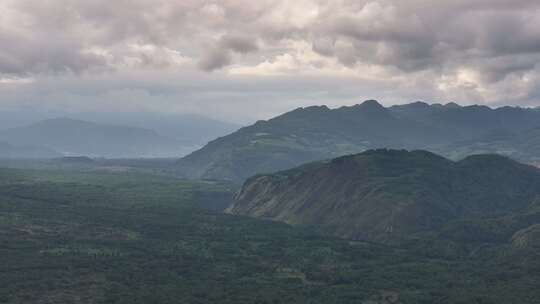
[198,35,259,71]
[0,0,539,121]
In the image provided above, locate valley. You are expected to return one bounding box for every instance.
[4,1,540,302]
[2,102,540,304]
[1,165,540,303]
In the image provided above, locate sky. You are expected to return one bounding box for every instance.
[1,0,540,123]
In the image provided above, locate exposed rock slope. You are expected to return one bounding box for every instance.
[229,149,540,242]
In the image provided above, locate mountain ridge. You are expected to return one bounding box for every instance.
[178,100,540,182]
[0,118,185,158]
[228,149,540,243]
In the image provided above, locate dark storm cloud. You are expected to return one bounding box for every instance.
[308,1,540,80]
[198,35,259,71]
[3,0,538,76]
[0,29,108,76]
[220,35,259,54]
[198,50,233,72]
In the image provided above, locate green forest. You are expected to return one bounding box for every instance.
[1,166,539,303]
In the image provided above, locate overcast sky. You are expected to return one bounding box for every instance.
[1,0,540,123]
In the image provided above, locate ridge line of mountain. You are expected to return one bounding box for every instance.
[177,100,540,182]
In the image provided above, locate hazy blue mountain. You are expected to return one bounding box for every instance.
[177,100,540,182]
[71,112,242,146]
[230,149,540,243]
[0,110,241,153]
[0,118,186,158]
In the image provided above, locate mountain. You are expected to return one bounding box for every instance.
[389,102,540,138]
[229,149,540,243]
[0,111,241,155]
[441,126,540,166]
[0,142,61,159]
[0,118,186,158]
[177,100,540,182]
[70,112,241,147]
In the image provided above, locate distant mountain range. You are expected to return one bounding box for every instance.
[67,112,241,146]
[0,118,187,158]
[0,111,241,158]
[229,149,540,245]
[177,100,540,182]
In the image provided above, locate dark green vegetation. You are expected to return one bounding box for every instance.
[2,163,540,303]
[0,157,181,178]
[177,100,540,182]
[231,149,540,244]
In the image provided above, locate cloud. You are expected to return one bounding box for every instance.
[220,35,259,54]
[198,35,259,71]
[198,50,233,71]
[0,0,539,120]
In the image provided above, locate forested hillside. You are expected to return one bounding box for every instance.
[231,149,540,244]
[1,166,540,303]
[177,101,540,182]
